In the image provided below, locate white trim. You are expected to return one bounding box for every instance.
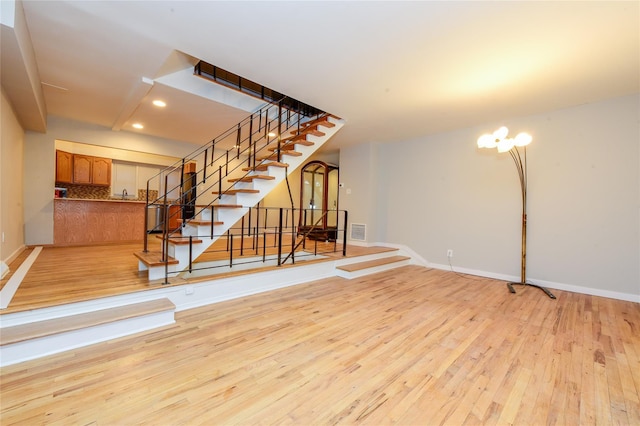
[2,244,27,269]
[428,262,640,303]
[0,246,42,309]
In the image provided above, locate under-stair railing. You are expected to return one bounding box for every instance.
[143,97,330,257]
[159,206,348,281]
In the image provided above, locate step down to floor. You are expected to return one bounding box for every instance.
[134,251,179,280]
[336,255,411,279]
[0,298,176,366]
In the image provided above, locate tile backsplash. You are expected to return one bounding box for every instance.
[57,185,159,201]
[64,185,111,199]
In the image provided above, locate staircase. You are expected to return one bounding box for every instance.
[135,103,345,282]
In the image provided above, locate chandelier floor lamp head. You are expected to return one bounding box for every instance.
[476,126,555,299]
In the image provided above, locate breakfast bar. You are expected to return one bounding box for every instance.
[53,198,146,246]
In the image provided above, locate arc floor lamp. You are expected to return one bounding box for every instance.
[477,127,555,299]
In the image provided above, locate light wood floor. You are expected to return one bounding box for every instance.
[1,266,639,425]
[0,239,390,315]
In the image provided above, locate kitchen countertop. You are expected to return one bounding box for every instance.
[54,198,147,204]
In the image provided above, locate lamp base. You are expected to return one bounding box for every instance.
[507,282,556,299]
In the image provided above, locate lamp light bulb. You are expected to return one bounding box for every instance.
[494,126,509,140]
[477,134,493,148]
[497,138,514,153]
[514,132,532,146]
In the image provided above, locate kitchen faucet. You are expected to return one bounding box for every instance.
[122,188,128,200]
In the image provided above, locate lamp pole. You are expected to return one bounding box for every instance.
[477,127,555,299]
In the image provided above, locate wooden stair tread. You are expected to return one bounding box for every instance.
[177,219,224,226]
[268,141,314,152]
[212,189,260,195]
[156,235,203,245]
[228,175,275,183]
[301,116,335,128]
[259,151,303,161]
[290,127,325,137]
[242,162,288,172]
[281,134,309,143]
[134,250,179,267]
[0,298,176,346]
[336,256,410,273]
[213,204,243,208]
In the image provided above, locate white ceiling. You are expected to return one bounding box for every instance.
[3,1,639,152]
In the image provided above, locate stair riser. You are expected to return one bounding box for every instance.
[168,237,213,267]
[138,260,178,281]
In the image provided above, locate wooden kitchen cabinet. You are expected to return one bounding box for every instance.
[55,150,74,184]
[92,157,112,186]
[73,154,93,184]
[57,151,112,186]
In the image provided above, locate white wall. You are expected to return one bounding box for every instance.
[24,116,202,245]
[1,88,25,267]
[344,94,639,301]
[339,142,381,243]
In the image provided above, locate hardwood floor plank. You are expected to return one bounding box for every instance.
[1,266,639,425]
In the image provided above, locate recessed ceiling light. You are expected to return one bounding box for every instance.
[152,100,166,107]
[132,123,144,129]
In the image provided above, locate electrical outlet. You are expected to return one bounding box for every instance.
[447,249,453,258]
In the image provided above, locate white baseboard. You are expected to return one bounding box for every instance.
[1,244,27,278]
[428,262,640,303]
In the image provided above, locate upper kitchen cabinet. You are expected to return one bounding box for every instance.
[73,154,93,184]
[55,150,74,184]
[92,157,112,186]
[57,150,112,186]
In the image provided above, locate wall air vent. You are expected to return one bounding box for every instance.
[350,223,366,241]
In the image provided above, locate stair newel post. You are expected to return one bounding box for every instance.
[210,206,215,239]
[229,234,234,268]
[188,235,193,273]
[162,175,170,285]
[143,179,150,252]
[225,151,229,176]
[277,207,283,266]
[342,210,348,256]
[162,174,169,262]
[240,216,245,256]
[290,209,296,264]
[262,232,267,263]
[277,101,283,163]
[248,114,253,168]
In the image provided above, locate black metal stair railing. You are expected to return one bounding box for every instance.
[170,206,348,280]
[142,97,343,280]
